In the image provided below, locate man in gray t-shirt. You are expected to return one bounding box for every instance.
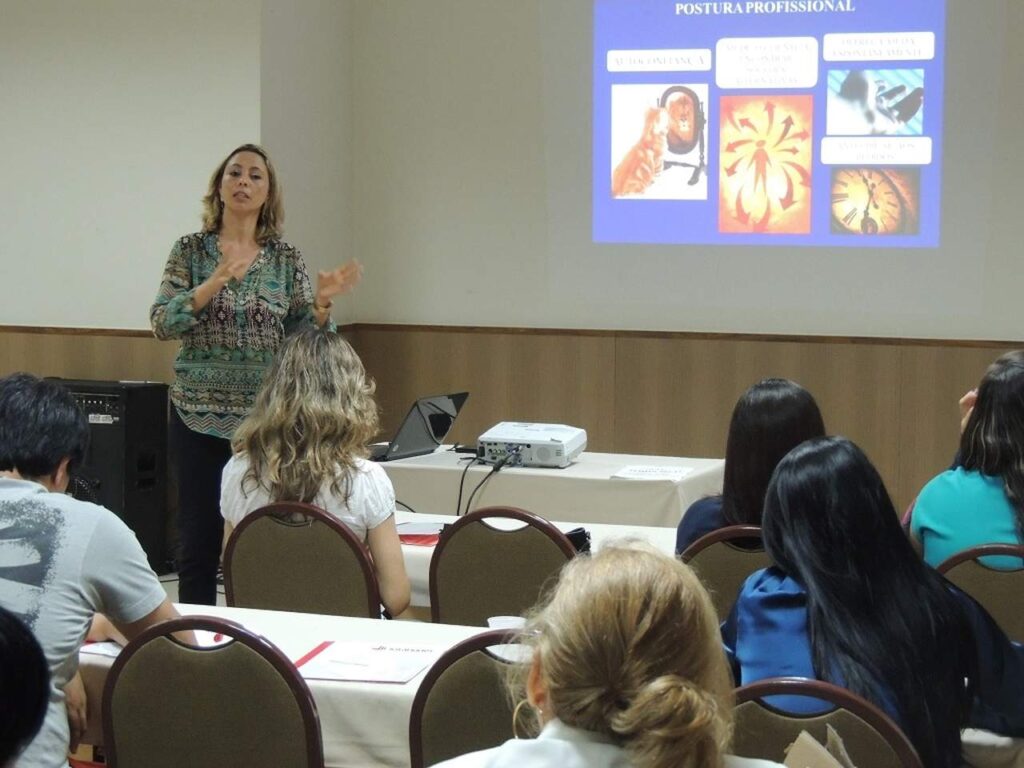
[0,374,180,768]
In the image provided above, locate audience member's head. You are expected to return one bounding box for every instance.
[0,373,89,488]
[721,378,824,526]
[514,544,733,768]
[763,436,974,768]
[960,350,1024,537]
[232,328,379,503]
[0,607,49,767]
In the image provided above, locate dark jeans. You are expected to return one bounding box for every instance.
[170,408,232,605]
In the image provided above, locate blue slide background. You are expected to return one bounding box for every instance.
[593,0,946,247]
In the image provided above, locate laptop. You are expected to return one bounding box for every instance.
[369,392,470,462]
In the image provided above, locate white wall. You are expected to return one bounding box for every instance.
[260,0,356,325]
[0,0,261,329]
[5,0,1023,341]
[348,0,1024,341]
[347,1,550,328]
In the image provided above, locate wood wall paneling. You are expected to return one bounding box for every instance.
[3,325,1019,513]
[351,328,617,451]
[0,331,176,383]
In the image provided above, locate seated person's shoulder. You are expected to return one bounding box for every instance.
[737,567,806,611]
[686,495,724,518]
[353,456,390,480]
[919,466,984,500]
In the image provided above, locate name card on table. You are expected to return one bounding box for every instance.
[296,641,446,684]
[612,465,695,482]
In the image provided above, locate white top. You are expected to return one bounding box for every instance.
[220,455,395,540]
[432,719,785,768]
[0,477,166,768]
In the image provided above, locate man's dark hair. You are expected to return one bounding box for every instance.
[0,373,89,478]
[0,607,49,764]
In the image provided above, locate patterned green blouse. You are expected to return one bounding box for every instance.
[150,232,333,439]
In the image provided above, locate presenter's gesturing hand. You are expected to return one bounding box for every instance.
[192,256,253,312]
[313,259,363,323]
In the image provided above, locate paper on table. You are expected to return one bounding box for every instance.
[396,521,446,535]
[80,632,318,666]
[81,641,123,658]
[79,630,228,659]
[296,641,445,684]
[612,465,694,482]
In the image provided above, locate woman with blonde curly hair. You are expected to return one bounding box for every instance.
[434,544,782,768]
[219,328,409,616]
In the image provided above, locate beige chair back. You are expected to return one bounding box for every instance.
[102,615,323,768]
[733,677,922,768]
[224,502,381,618]
[680,525,770,619]
[429,506,577,625]
[409,629,522,768]
[936,543,1024,642]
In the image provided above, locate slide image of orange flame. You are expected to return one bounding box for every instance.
[718,95,813,234]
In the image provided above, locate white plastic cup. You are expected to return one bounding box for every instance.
[487,615,526,630]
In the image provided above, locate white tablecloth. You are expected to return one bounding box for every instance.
[396,510,678,608]
[382,449,724,527]
[79,604,485,768]
[77,605,1022,768]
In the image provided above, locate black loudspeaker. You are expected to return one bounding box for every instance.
[49,379,170,574]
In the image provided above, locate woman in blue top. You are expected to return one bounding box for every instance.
[911,351,1024,568]
[675,379,824,554]
[723,437,1024,768]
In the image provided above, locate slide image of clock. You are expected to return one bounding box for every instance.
[830,168,920,235]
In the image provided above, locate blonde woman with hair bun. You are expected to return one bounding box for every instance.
[433,544,783,768]
[219,328,410,616]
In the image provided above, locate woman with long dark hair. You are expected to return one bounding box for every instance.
[911,351,1024,567]
[723,437,1024,768]
[675,378,824,553]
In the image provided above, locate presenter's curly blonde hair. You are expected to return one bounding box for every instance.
[232,329,379,504]
[512,544,734,768]
[201,143,283,244]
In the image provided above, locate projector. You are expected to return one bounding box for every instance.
[478,422,587,469]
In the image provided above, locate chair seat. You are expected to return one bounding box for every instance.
[680,525,770,620]
[936,544,1024,642]
[732,677,922,768]
[408,628,522,768]
[224,502,382,618]
[102,615,323,768]
[429,506,576,626]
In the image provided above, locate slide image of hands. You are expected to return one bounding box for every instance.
[827,69,924,136]
[830,167,920,235]
[718,95,813,234]
[610,83,709,200]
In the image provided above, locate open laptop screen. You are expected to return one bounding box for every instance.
[377,392,469,461]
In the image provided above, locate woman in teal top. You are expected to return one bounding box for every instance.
[911,351,1024,569]
[151,143,361,604]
